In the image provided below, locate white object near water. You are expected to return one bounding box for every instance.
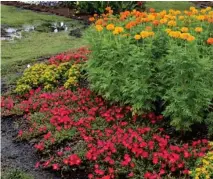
[64,26,68,31]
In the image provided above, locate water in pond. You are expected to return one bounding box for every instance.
[1,21,88,41]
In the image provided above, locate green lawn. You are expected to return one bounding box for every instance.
[145,1,194,12]
[1,5,72,27]
[1,5,86,91]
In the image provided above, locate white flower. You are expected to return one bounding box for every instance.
[27,64,31,68]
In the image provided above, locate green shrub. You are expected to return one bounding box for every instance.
[85,7,213,131]
[76,1,144,14]
[2,169,33,179]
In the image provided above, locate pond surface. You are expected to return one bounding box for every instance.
[1,21,87,41]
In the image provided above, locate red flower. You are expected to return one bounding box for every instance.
[144,172,151,178]
[68,154,81,166]
[88,174,93,179]
[183,169,189,174]
[128,172,134,177]
[52,163,60,170]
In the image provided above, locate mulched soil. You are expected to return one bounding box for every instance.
[1,115,88,179]
[1,1,91,23]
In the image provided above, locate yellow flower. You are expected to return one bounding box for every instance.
[140,31,149,38]
[196,15,205,21]
[179,16,185,20]
[201,9,207,14]
[160,18,167,24]
[196,168,201,172]
[195,27,203,33]
[95,25,103,32]
[206,7,212,11]
[195,176,199,179]
[134,34,141,40]
[148,31,155,36]
[115,27,124,33]
[112,30,119,35]
[165,28,172,33]
[167,20,176,27]
[187,35,195,42]
[181,27,189,33]
[169,31,181,38]
[147,14,155,21]
[190,6,196,11]
[106,24,115,31]
[180,33,190,40]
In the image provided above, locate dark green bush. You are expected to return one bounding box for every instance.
[76,1,145,14]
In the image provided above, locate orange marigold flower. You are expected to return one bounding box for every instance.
[149,8,155,13]
[181,27,189,33]
[125,21,136,29]
[95,25,103,32]
[207,38,213,45]
[105,7,111,11]
[134,34,141,40]
[145,26,152,31]
[106,24,115,31]
[109,10,113,14]
[152,20,159,26]
[89,17,95,22]
[208,18,213,23]
[195,27,203,33]
[95,19,104,25]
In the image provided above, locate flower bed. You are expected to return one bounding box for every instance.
[2,86,213,179]
[1,6,213,179]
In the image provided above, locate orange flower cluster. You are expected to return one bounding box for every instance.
[207,38,213,45]
[90,6,212,44]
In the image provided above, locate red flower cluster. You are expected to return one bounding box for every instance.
[1,96,14,116]
[10,87,211,179]
[48,47,90,65]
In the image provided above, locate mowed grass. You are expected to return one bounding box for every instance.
[1,32,86,75]
[1,5,87,90]
[145,1,194,12]
[1,5,72,27]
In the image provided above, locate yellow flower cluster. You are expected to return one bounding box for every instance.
[112,26,124,35]
[165,29,195,41]
[167,20,177,27]
[64,64,81,89]
[140,31,154,39]
[15,62,82,94]
[190,142,213,179]
[195,27,203,33]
